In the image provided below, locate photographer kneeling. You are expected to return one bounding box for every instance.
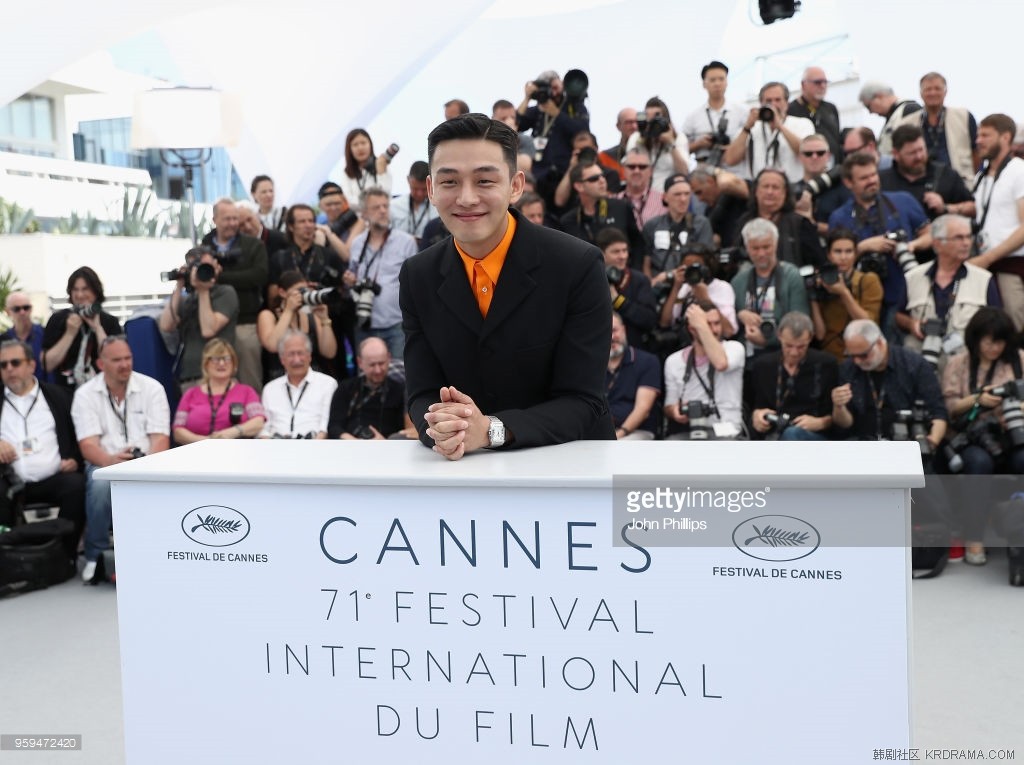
[810,228,883,360]
[159,247,239,393]
[663,301,745,440]
[941,308,1024,565]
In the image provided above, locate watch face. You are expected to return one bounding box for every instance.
[488,417,505,447]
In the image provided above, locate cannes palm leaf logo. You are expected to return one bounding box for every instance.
[190,512,243,535]
[744,524,810,548]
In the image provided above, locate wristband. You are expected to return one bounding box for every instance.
[613,294,626,310]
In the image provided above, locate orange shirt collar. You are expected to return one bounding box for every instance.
[456,211,516,288]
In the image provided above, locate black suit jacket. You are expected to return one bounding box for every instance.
[400,208,616,449]
[0,382,82,471]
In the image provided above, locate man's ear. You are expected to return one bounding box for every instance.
[426,175,435,205]
[509,170,526,206]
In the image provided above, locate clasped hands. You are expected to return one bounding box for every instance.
[424,386,491,461]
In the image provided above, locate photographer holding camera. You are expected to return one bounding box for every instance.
[658,243,737,340]
[810,229,883,360]
[596,229,657,349]
[880,125,975,222]
[344,189,417,360]
[201,198,268,391]
[257,270,338,383]
[625,97,689,192]
[42,267,122,392]
[941,307,1024,565]
[722,82,815,184]
[897,214,999,374]
[793,134,849,236]
[736,167,826,270]
[643,174,714,292]
[828,152,932,339]
[328,337,410,440]
[831,319,947,446]
[663,301,745,439]
[731,219,810,362]
[683,61,746,172]
[159,247,239,392]
[516,69,590,186]
[750,312,837,441]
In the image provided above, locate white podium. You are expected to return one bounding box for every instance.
[101,440,922,764]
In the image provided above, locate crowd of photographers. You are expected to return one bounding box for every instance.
[3,60,1024,584]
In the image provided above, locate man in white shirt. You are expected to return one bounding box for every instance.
[970,114,1024,330]
[389,161,439,244]
[71,336,170,581]
[663,302,745,439]
[683,60,747,175]
[722,81,815,184]
[0,340,85,558]
[260,330,337,439]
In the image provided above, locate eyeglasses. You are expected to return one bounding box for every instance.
[801,150,827,158]
[623,164,650,171]
[844,340,878,361]
[0,358,27,370]
[806,79,828,86]
[581,175,605,184]
[8,305,32,313]
[207,355,233,365]
[939,234,972,243]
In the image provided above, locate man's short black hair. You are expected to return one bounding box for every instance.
[408,161,429,182]
[595,227,628,252]
[428,113,519,177]
[701,60,728,80]
[891,124,924,151]
[841,151,878,181]
[492,99,514,113]
[569,160,598,185]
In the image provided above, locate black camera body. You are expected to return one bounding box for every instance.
[763,411,792,441]
[799,264,840,301]
[857,252,887,278]
[637,114,670,141]
[760,318,777,343]
[758,105,775,122]
[71,302,102,319]
[606,266,624,286]
[892,401,933,456]
[684,263,711,286]
[533,80,552,104]
[352,425,376,440]
[129,447,146,460]
[1,463,26,501]
[682,399,718,420]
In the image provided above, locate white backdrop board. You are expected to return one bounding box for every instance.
[101,441,922,764]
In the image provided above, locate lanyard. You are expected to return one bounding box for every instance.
[683,348,716,402]
[775,361,800,412]
[748,268,776,315]
[931,273,962,322]
[358,229,391,283]
[4,386,41,438]
[867,373,887,440]
[286,380,310,434]
[406,198,429,235]
[107,387,128,442]
[207,381,233,435]
[705,107,727,134]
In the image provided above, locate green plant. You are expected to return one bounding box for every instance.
[113,187,160,237]
[0,266,21,331]
[0,197,37,234]
[54,211,102,235]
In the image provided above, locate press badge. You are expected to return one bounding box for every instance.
[22,437,40,456]
[654,230,671,250]
[943,331,965,355]
[677,231,689,246]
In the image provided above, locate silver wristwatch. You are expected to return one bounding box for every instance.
[486,416,506,448]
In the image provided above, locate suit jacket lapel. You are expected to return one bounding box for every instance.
[437,240,485,336]
[480,223,539,343]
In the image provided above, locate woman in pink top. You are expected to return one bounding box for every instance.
[173,339,265,444]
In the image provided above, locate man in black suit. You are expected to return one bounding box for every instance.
[400,114,615,460]
[0,340,85,558]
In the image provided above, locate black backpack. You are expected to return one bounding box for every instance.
[0,519,76,598]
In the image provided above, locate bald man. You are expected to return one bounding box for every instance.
[1,291,45,380]
[788,66,841,159]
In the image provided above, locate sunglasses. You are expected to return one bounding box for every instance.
[9,305,32,313]
[623,164,650,171]
[801,150,827,158]
[0,358,28,370]
[844,340,878,361]
[581,175,605,184]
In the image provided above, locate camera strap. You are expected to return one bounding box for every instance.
[347,376,388,428]
[867,372,888,440]
[407,197,430,235]
[683,347,716,403]
[286,380,310,434]
[106,386,129,442]
[973,154,1013,234]
[775,360,801,412]
[3,386,41,440]
[747,267,777,315]
[929,269,962,323]
[358,229,391,283]
[206,381,234,435]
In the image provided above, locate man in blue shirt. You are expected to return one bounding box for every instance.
[829,153,931,339]
[1,292,45,380]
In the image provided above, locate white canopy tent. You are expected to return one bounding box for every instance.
[3,0,1016,205]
